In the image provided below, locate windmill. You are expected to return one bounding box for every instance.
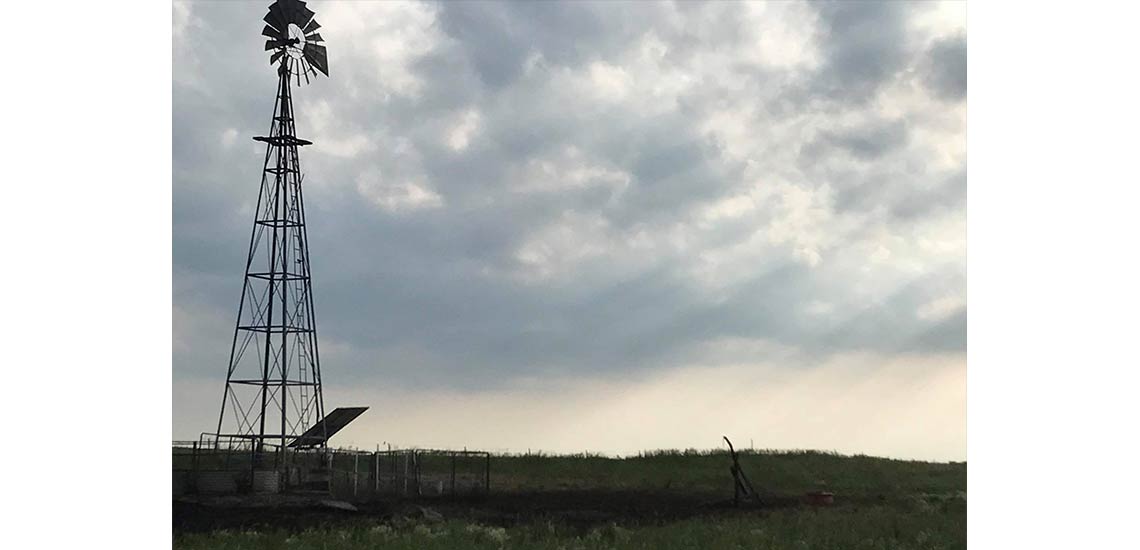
[262,0,328,85]
[213,0,365,464]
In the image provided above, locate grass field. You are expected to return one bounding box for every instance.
[173,450,966,549]
[490,449,964,496]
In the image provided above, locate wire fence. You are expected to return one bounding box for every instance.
[328,448,491,500]
[173,439,490,501]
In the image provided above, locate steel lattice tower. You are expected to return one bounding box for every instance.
[215,0,330,457]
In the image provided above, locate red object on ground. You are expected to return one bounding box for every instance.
[806,491,835,505]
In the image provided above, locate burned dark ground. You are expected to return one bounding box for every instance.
[175,490,745,533]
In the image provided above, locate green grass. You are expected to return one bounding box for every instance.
[492,450,965,498]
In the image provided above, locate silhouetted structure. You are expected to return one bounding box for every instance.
[214,0,332,460]
[724,436,762,506]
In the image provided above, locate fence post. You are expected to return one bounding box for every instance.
[450,452,457,497]
[249,442,257,492]
[402,452,408,496]
[484,453,491,494]
[353,453,359,498]
[191,442,200,494]
[282,447,289,492]
[374,451,379,496]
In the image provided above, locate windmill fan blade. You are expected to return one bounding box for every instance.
[280,0,299,24]
[303,42,329,77]
[290,2,315,28]
[306,33,324,43]
[302,19,321,34]
[261,24,284,40]
[264,2,288,34]
[265,39,286,51]
[270,50,284,65]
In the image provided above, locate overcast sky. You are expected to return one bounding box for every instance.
[173,0,965,460]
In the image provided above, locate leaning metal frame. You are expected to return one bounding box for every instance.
[214,56,327,459]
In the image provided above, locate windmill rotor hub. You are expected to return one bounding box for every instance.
[285,24,306,57]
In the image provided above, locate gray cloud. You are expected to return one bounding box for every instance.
[174,0,966,398]
[890,168,966,221]
[435,1,625,88]
[819,118,911,161]
[806,0,919,103]
[924,32,968,101]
